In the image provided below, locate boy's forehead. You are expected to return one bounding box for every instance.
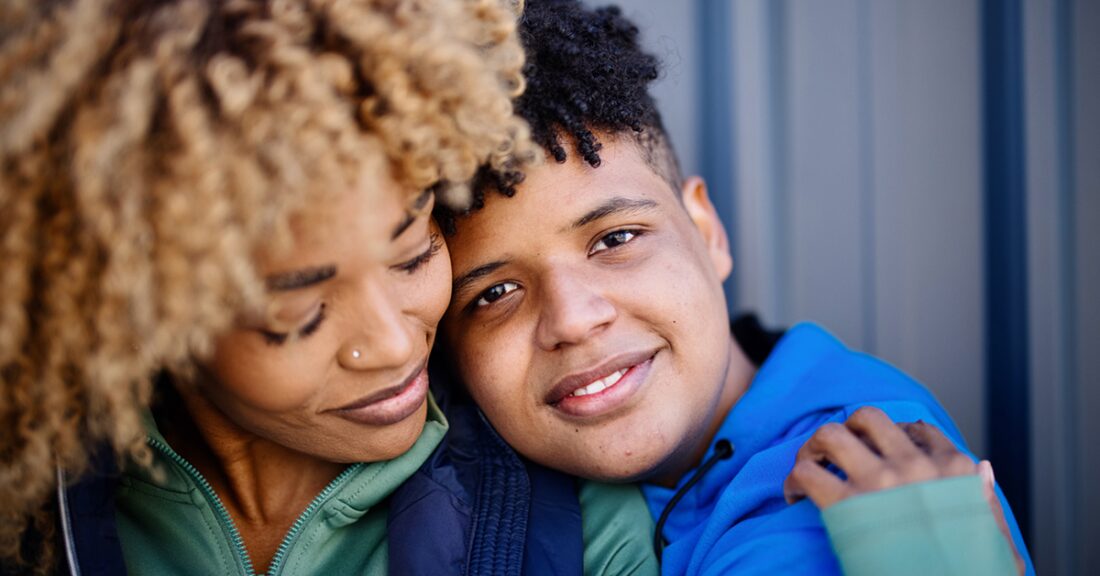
[459,136,679,232]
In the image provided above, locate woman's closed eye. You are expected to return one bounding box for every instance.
[590,229,641,255]
[474,281,519,308]
[261,303,327,345]
[393,233,443,275]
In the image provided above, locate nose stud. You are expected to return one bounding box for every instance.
[351,349,362,359]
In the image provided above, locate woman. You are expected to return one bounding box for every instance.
[0,0,542,573]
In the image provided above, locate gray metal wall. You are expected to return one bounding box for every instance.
[612,0,1097,573]
[1025,0,1099,573]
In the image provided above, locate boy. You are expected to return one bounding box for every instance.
[437,0,1033,573]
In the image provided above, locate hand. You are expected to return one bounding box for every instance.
[783,406,975,508]
[783,407,1024,575]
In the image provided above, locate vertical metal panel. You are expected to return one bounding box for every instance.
[983,0,1032,544]
[786,0,868,348]
[697,0,738,310]
[1071,0,1100,571]
[856,0,878,355]
[865,0,987,454]
[729,0,788,324]
[765,0,792,325]
[1024,0,1074,570]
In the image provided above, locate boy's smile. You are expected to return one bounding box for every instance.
[546,348,656,418]
[442,134,751,484]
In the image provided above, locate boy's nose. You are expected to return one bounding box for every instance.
[534,270,617,350]
[338,281,415,371]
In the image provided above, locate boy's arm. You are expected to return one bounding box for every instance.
[784,407,1025,576]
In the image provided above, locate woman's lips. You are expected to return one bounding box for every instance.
[325,363,429,427]
[550,354,655,419]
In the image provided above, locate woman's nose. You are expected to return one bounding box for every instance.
[337,282,415,371]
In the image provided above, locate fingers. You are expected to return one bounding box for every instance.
[786,417,885,510]
[787,411,987,512]
[845,406,923,461]
[796,421,883,481]
[978,460,1004,530]
[900,421,976,476]
[979,460,1010,538]
[899,420,955,454]
[784,457,849,508]
[979,460,996,499]
[978,460,1025,575]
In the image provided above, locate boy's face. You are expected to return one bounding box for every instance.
[442,135,738,482]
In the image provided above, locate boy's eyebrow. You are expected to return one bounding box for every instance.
[391,190,434,240]
[569,197,659,231]
[452,260,508,297]
[265,265,337,291]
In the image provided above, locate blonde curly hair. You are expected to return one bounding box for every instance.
[0,0,532,570]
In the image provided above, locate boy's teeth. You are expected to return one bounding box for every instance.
[570,369,626,398]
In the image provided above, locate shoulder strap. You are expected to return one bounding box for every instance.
[60,446,127,576]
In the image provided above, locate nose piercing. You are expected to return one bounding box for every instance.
[351,349,362,359]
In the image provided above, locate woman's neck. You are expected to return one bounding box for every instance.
[160,385,346,573]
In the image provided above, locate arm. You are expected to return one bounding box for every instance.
[784,407,1024,576]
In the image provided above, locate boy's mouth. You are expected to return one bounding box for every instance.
[545,350,657,417]
[568,368,627,398]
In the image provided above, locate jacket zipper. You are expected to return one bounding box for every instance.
[146,436,258,575]
[146,436,363,576]
[264,463,362,575]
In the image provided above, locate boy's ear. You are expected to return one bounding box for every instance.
[680,176,733,282]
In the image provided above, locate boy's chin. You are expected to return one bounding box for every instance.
[544,449,675,485]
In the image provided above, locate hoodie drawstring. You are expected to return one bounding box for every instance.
[653,439,734,562]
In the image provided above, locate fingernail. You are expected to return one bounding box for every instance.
[979,460,995,486]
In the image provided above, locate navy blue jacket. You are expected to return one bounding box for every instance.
[386,367,584,576]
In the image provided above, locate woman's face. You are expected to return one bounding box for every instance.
[200,172,450,464]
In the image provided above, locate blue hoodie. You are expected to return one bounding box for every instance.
[643,323,1033,576]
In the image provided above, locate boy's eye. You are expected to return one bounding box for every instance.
[590,229,639,255]
[475,281,519,308]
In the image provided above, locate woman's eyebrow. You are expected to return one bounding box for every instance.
[265,265,337,291]
[391,190,434,240]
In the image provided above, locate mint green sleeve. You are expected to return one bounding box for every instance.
[821,475,1017,576]
[578,480,660,576]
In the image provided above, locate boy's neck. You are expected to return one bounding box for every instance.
[649,335,755,487]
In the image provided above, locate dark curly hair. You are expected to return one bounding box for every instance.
[438,0,682,233]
